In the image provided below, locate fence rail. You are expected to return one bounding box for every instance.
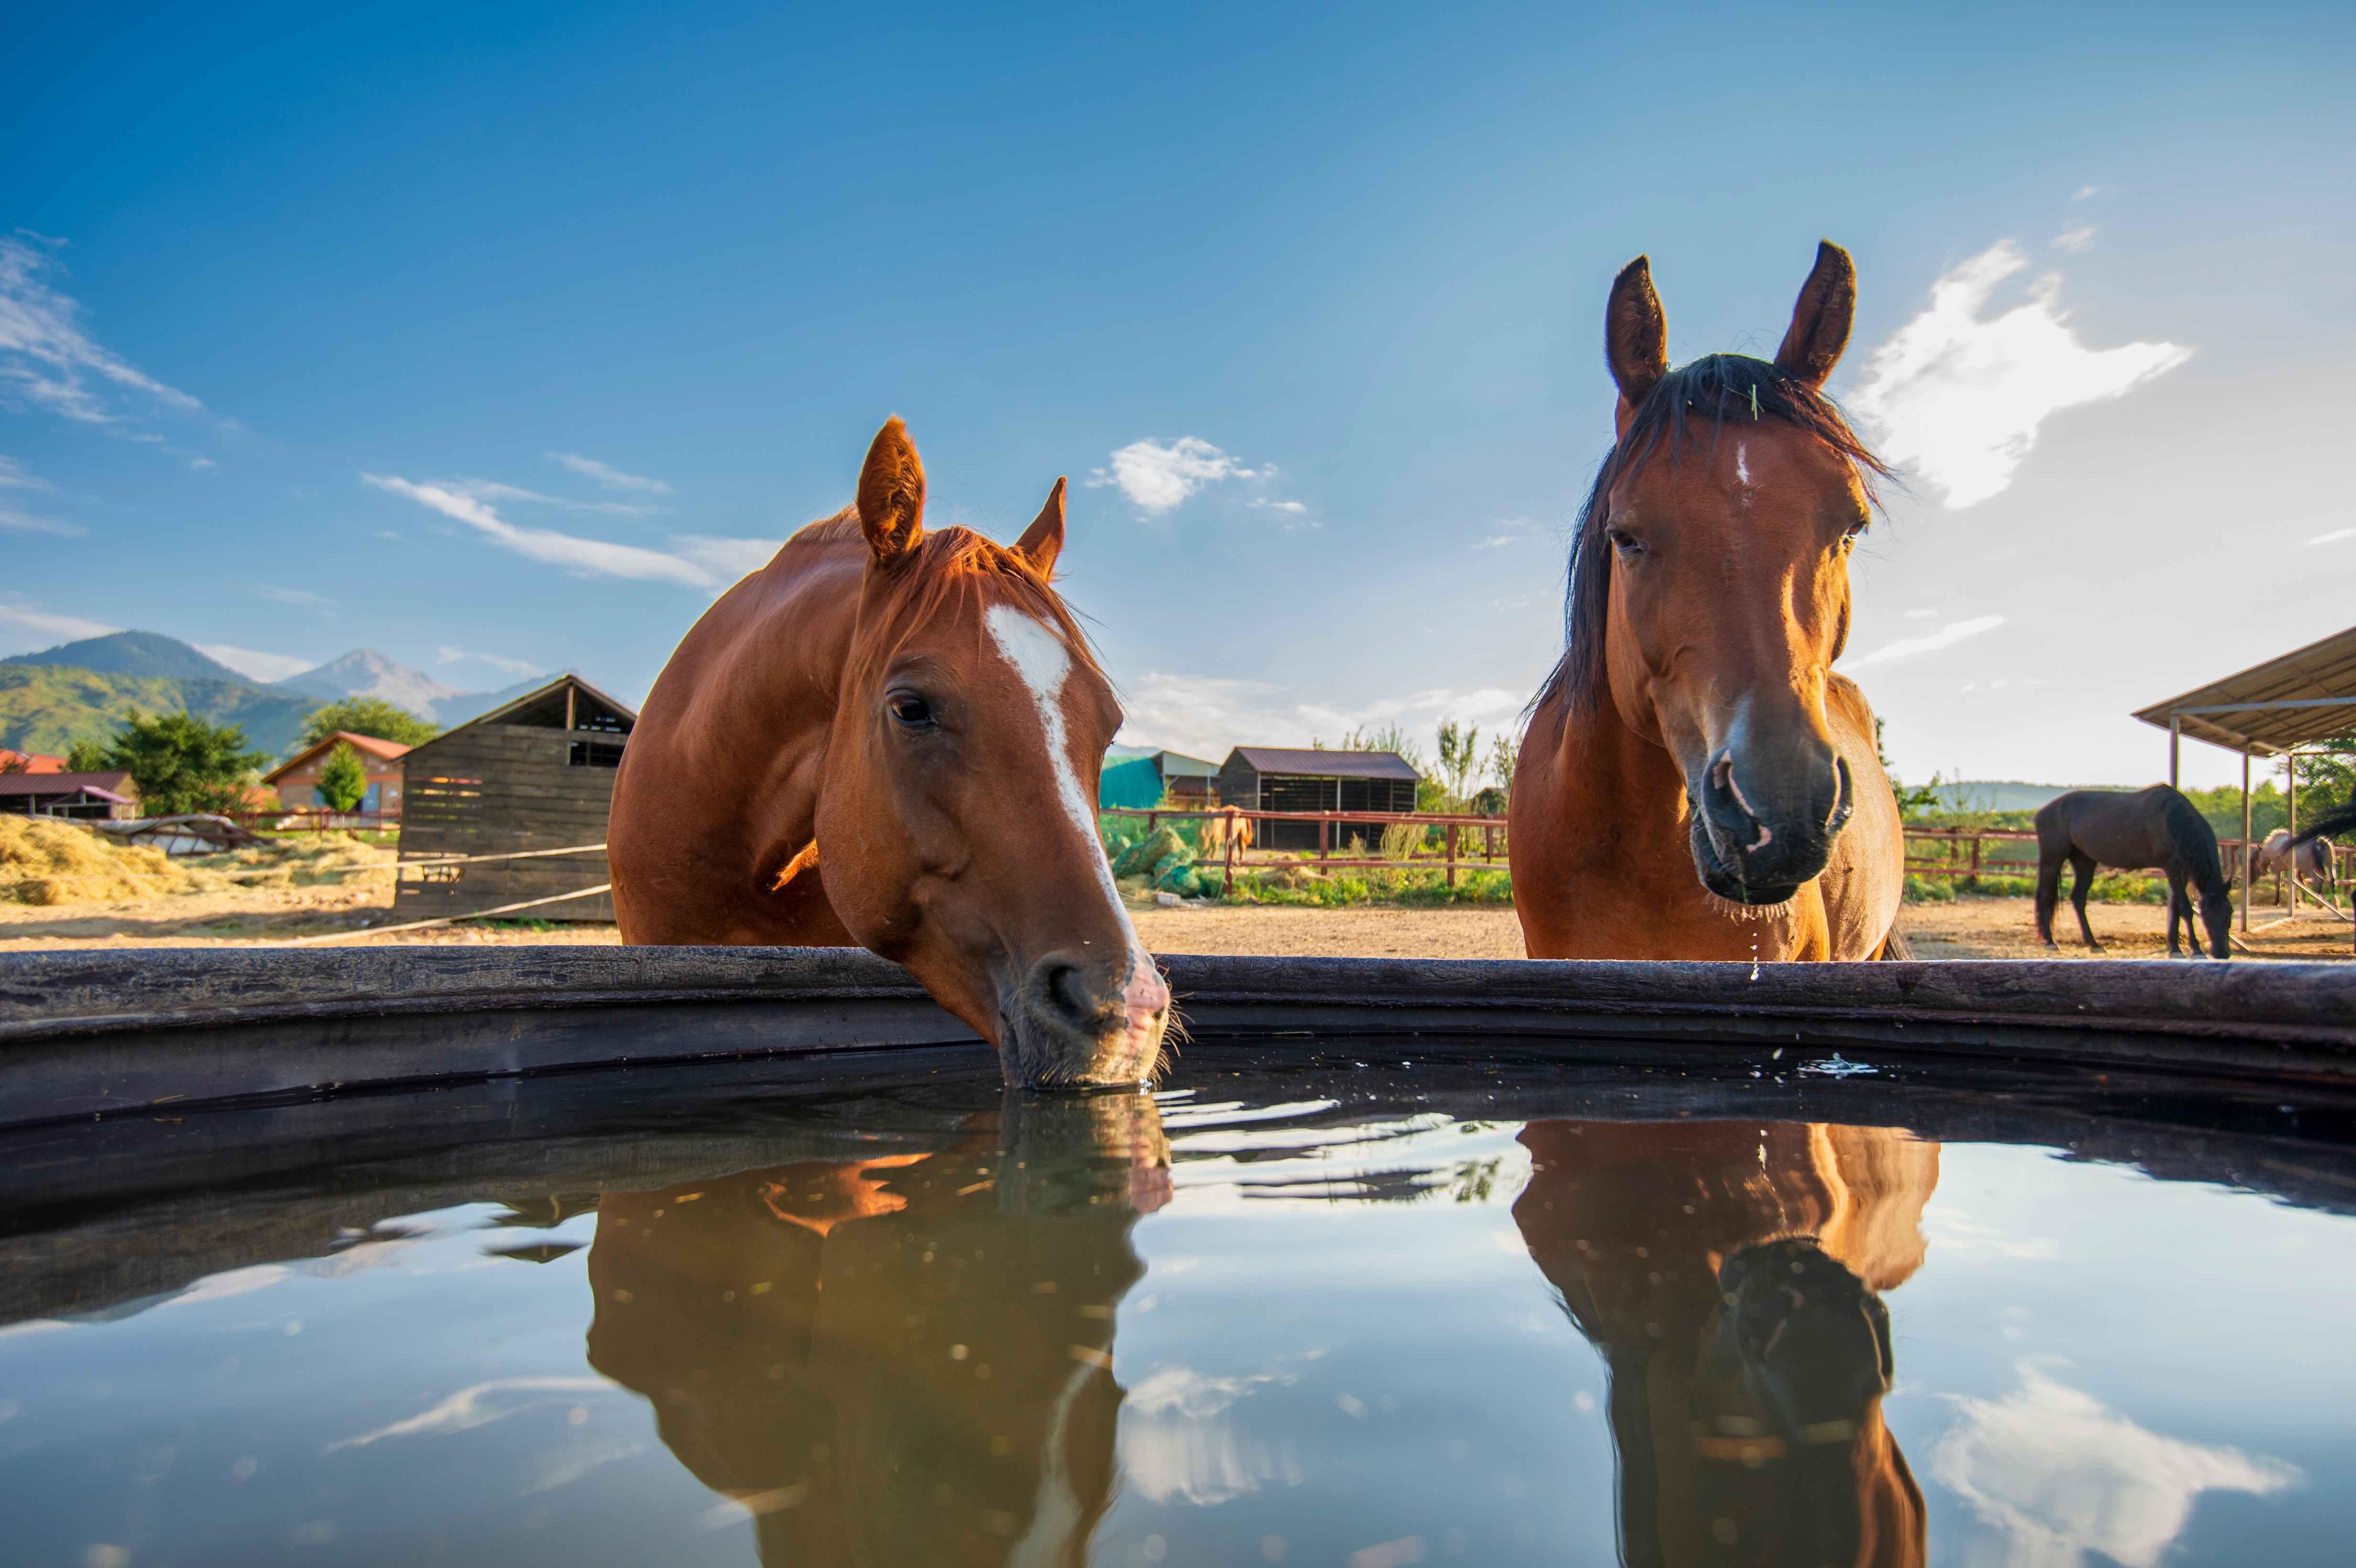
[1101,805,1505,888]
[227,809,399,834]
[1901,824,2353,904]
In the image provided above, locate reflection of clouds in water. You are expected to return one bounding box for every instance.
[326,1378,614,1451]
[1923,1209,2060,1260]
[1123,1364,1309,1505]
[524,1434,646,1494]
[1933,1367,2301,1568]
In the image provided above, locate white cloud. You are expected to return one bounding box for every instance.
[436,647,547,678]
[2307,526,2356,547]
[2053,227,2097,254]
[0,235,202,424]
[1116,669,1526,762]
[360,473,749,591]
[444,478,656,517]
[0,505,83,537]
[673,534,781,580]
[1844,615,2005,668]
[1090,436,1258,514]
[1850,243,2191,507]
[548,452,670,494]
[254,585,337,609]
[1933,1367,2300,1568]
[0,601,120,649]
[196,645,318,683]
[0,456,52,490]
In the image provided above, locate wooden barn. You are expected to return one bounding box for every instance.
[1214,746,1422,850]
[391,674,634,924]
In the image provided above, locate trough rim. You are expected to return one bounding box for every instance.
[1,945,2350,1048]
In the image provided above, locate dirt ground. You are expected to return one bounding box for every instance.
[2,877,2346,962]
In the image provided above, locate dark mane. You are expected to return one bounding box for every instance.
[1533,353,1895,727]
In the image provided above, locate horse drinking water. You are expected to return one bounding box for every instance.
[1510,243,1906,960]
[608,418,1170,1088]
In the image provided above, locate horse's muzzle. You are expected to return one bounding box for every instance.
[1691,751,1854,906]
[1002,946,1170,1089]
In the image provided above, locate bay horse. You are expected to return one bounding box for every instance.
[1512,1118,1937,1567]
[608,419,1171,1088]
[2033,786,2231,958]
[584,1091,1167,1567]
[1510,243,1906,961]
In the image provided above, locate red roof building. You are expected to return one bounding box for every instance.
[0,750,67,774]
[263,732,414,815]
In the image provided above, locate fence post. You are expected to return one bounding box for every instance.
[1446,824,1457,888]
[1320,817,1330,862]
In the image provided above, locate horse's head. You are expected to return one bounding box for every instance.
[815,419,1170,1088]
[1566,243,1891,907]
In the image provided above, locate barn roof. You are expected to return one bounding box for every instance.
[446,673,639,736]
[0,770,135,800]
[2132,623,2356,757]
[262,731,414,785]
[1222,746,1422,781]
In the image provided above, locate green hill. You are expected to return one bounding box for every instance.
[0,631,248,682]
[0,664,323,762]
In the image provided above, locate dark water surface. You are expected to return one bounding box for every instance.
[3,1040,2354,1567]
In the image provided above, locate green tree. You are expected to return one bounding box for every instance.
[2290,738,2355,817]
[80,709,271,816]
[1435,719,1481,809]
[301,697,440,749]
[315,740,370,812]
[1487,732,1519,793]
[66,737,109,773]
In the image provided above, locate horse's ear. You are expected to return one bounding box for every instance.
[1774,240,1857,389]
[1014,477,1066,577]
[857,416,927,566]
[1606,255,1669,415]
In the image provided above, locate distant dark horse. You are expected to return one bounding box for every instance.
[2035,786,2231,958]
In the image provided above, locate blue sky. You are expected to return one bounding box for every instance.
[4,2,2351,786]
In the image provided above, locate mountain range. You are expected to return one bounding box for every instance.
[0,632,557,760]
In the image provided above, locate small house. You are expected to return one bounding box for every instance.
[263,731,414,815]
[1098,748,1222,810]
[390,674,635,925]
[0,771,138,820]
[1214,747,1422,850]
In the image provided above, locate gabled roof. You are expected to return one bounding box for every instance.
[1152,751,1222,778]
[1222,746,1423,781]
[2133,624,2356,756]
[0,750,65,774]
[450,673,639,735]
[262,730,414,785]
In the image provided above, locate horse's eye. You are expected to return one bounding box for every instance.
[887,692,935,728]
[1605,525,1642,556]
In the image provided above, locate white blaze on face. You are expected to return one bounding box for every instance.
[983,603,1169,1045]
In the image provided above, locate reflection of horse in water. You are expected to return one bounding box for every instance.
[586,1092,1167,1567]
[1512,1120,1939,1567]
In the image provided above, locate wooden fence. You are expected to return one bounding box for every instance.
[1103,806,1506,888]
[1904,825,2352,904]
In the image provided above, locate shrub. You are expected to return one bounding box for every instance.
[1903,875,1955,903]
[316,741,369,812]
[300,697,440,749]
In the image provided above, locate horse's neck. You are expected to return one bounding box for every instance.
[1555,692,1691,849]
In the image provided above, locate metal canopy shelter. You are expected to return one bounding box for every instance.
[2134,624,2356,936]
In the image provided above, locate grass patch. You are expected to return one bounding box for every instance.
[1225,865,1512,907]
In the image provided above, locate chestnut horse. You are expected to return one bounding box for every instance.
[1511,243,1905,960]
[609,419,1170,1088]
[1513,1118,1938,1567]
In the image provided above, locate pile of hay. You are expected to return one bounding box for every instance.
[0,817,222,906]
[193,832,397,889]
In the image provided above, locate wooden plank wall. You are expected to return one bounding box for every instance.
[391,725,618,923]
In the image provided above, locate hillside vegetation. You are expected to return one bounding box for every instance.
[0,664,321,761]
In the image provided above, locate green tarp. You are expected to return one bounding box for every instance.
[1098,755,1164,810]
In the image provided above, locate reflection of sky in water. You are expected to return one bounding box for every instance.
[0,1094,2348,1567]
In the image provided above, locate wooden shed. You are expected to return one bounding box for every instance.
[1214,746,1422,850]
[391,675,635,925]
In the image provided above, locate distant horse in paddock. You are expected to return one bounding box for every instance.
[2259,824,2341,895]
[608,417,1170,1088]
[2034,785,2232,958]
[2291,803,2356,954]
[1198,806,1253,858]
[1511,242,1906,960]
[1514,1119,1938,1566]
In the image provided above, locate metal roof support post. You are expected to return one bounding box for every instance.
[2241,750,2252,934]
[2170,714,2180,789]
[2287,753,2299,915]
